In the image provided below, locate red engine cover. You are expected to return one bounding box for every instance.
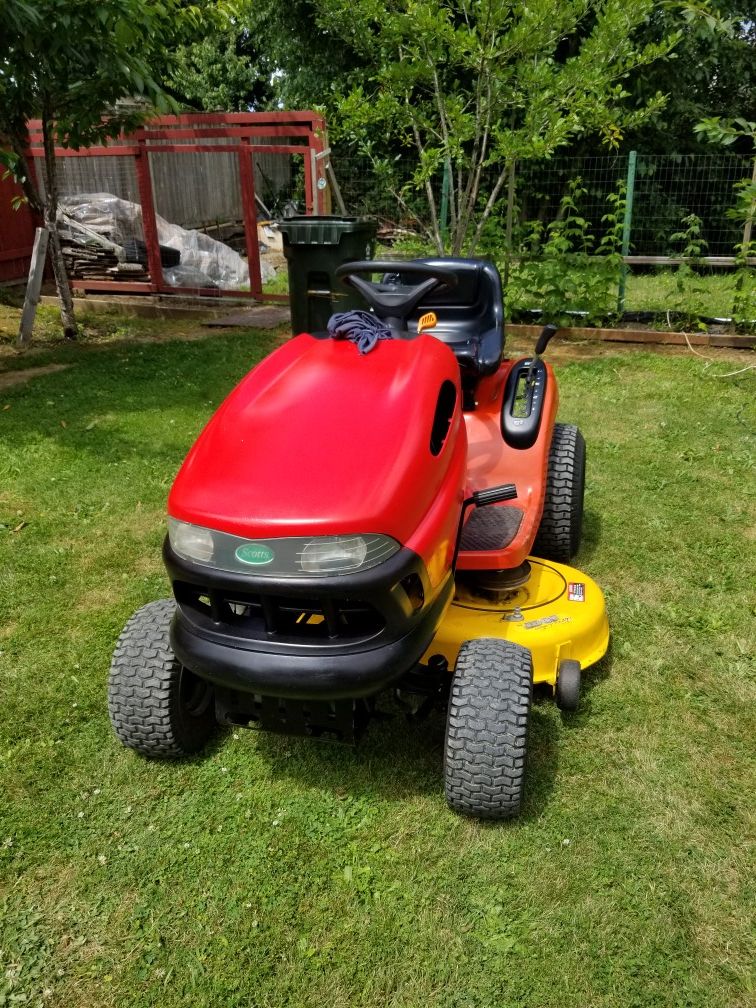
[168,334,466,566]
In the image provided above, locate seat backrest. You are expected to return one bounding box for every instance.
[381,257,504,379]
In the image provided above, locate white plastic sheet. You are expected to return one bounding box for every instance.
[57,193,259,289]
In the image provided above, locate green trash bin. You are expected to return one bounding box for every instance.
[278,216,378,335]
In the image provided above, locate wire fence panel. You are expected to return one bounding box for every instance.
[331,151,751,255]
[631,154,748,257]
[329,150,754,323]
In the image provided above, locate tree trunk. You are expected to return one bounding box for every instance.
[41,109,77,340]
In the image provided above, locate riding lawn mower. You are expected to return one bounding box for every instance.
[108,258,609,819]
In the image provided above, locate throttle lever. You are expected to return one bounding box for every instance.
[526,323,559,387]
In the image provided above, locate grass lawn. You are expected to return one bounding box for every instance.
[624,269,746,320]
[1,307,754,1008]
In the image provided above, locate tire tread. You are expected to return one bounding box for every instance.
[444,639,533,819]
[108,599,214,757]
[533,422,586,562]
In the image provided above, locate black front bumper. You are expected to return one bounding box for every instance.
[164,539,453,700]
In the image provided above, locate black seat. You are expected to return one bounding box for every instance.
[381,258,505,386]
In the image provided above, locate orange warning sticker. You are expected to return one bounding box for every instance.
[418,311,437,331]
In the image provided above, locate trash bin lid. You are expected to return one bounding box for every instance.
[278,215,378,245]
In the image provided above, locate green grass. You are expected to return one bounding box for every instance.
[624,269,744,319]
[1,320,755,1008]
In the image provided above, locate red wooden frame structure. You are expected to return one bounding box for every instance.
[25,111,330,301]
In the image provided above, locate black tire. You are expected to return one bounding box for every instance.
[108,599,216,757]
[555,659,581,711]
[533,423,586,563]
[444,639,533,820]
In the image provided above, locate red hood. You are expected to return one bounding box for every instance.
[168,334,464,545]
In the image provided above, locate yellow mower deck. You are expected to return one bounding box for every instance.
[425,558,609,687]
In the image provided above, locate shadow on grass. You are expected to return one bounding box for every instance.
[251,706,446,804]
[576,508,602,565]
[0,330,278,467]
[559,640,614,732]
[247,693,561,822]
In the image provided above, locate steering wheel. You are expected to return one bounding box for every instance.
[335,260,458,333]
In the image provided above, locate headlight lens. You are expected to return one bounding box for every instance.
[299,535,368,573]
[169,520,214,562]
[167,518,399,577]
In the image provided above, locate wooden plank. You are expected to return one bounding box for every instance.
[26,111,325,137]
[326,160,347,216]
[72,279,153,292]
[16,228,49,349]
[139,111,323,127]
[238,143,264,300]
[136,126,313,142]
[506,323,755,350]
[133,143,162,292]
[709,333,756,349]
[29,146,140,158]
[623,255,756,267]
[109,143,307,156]
[505,254,756,267]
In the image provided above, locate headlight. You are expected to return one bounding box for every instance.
[299,535,368,573]
[168,520,214,562]
[167,518,399,577]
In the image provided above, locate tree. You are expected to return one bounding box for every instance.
[620,1,755,153]
[0,0,224,340]
[236,0,369,114]
[298,0,682,254]
[167,27,271,112]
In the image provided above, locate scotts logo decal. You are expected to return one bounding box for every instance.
[235,543,275,565]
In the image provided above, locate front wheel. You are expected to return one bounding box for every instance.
[108,599,216,757]
[444,639,533,819]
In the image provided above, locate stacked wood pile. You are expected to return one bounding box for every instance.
[60,242,149,282]
[57,211,152,282]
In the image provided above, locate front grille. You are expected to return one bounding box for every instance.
[174,581,385,643]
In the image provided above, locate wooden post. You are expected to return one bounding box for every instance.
[326,160,347,217]
[239,141,263,299]
[309,149,319,215]
[16,227,49,349]
[315,148,340,216]
[134,140,163,292]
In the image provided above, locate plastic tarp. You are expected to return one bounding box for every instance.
[57,193,272,289]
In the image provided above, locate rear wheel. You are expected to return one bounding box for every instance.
[108,598,216,757]
[444,639,532,819]
[533,422,586,562]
